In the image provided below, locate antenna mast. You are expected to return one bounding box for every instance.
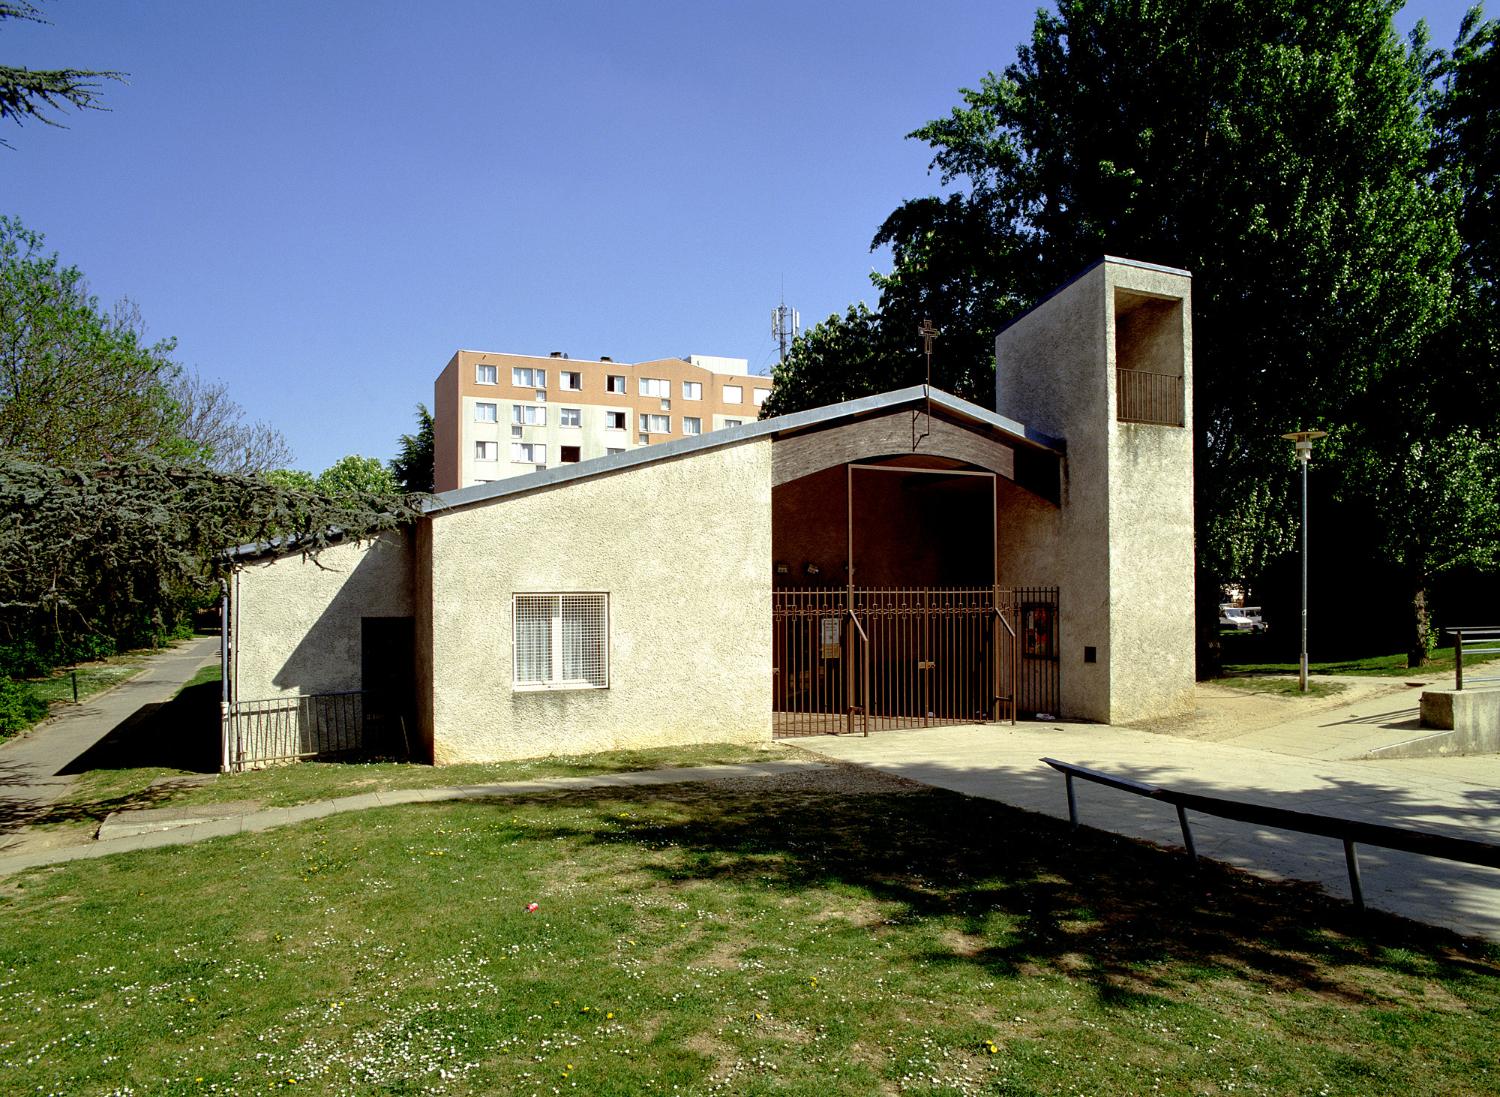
[771,299,800,365]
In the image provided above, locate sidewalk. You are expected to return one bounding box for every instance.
[0,637,220,832]
[0,758,822,876]
[794,717,1500,941]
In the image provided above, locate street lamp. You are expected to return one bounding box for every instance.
[1281,429,1329,693]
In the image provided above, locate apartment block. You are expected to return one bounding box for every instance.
[433,350,774,491]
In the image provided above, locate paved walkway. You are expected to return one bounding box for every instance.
[795,714,1500,942]
[0,759,822,876]
[0,637,219,833]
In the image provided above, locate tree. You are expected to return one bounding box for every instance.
[769,0,1461,673]
[0,217,186,463]
[389,403,434,493]
[1,2,123,148]
[0,456,426,659]
[170,370,293,475]
[316,454,399,501]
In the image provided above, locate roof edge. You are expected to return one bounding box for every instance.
[425,385,1064,516]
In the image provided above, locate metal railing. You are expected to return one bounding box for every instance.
[1448,627,1500,691]
[1043,757,1500,910]
[221,691,410,773]
[1116,368,1184,427]
[771,586,1059,738]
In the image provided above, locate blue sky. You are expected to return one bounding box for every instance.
[5,0,1479,472]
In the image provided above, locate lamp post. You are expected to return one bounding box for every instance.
[1281,430,1329,692]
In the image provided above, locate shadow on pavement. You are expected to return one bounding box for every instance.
[58,680,219,776]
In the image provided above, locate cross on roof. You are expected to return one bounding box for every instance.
[918,318,940,387]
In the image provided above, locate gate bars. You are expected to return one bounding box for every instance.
[772,586,1059,738]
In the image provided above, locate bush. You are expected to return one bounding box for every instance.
[0,639,52,679]
[0,675,48,736]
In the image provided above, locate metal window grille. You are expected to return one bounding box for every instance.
[514,593,608,689]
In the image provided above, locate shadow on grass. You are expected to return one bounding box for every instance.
[462,772,1500,1011]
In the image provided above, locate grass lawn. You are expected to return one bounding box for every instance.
[1222,642,1500,680]
[34,741,790,833]
[1213,677,1348,699]
[2,767,1497,1095]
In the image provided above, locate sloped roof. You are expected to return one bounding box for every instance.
[425,385,1063,516]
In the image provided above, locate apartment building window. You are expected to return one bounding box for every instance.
[606,447,625,455]
[475,441,498,461]
[638,432,649,445]
[723,385,742,404]
[606,374,626,395]
[512,366,546,388]
[724,419,742,428]
[513,593,608,690]
[605,410,627,430]
[560,371,582,391]
[476,364,497,384]
[683,416,702,436]
[641,413,669,434]
[560,407,582,428]
[511,442,546,464]
[560,445,581,463]
[639,377,670,398]
[474,402,498,423]
[753,388,771,407]
[512,405,546,426]
[682,381,702,400]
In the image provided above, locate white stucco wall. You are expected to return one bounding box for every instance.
[232,531,415,701]
[996,258,1195,724]
[423,436,774,763]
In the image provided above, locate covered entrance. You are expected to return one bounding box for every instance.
[769,406,1063,738]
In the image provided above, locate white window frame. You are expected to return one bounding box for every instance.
[511,441,546,464]
[560,370,582,391]
[753,387,771,407]
[476,364,498,385]
[512,366,546,388]
[512,404,547,426]
[724,418,743,428]
[606,374,627,395]
[512,593,609,691]
[723,384,742,404]
[641,413,669,434]
[683,416,702,435]
[560,407,582,428]
[604,410,627,430]
[475,440,498,461]
[474,402,498,423]
[639,377,670,398]
[682,381,702,400]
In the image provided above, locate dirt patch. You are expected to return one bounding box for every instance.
[1124,678,1416,743]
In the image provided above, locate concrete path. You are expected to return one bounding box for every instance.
[795,719,1500,941]
[0,637,220,834]
[0,758,822,876]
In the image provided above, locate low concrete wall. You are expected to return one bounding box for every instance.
[1364,689,1500,759]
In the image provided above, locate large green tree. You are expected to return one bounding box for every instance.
[767,0,1465,672]
[0,456,424,659]
[0,217,187,463]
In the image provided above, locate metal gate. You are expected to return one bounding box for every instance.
[772,586,1059,738]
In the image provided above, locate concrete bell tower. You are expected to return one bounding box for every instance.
[995,256,1195,724]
